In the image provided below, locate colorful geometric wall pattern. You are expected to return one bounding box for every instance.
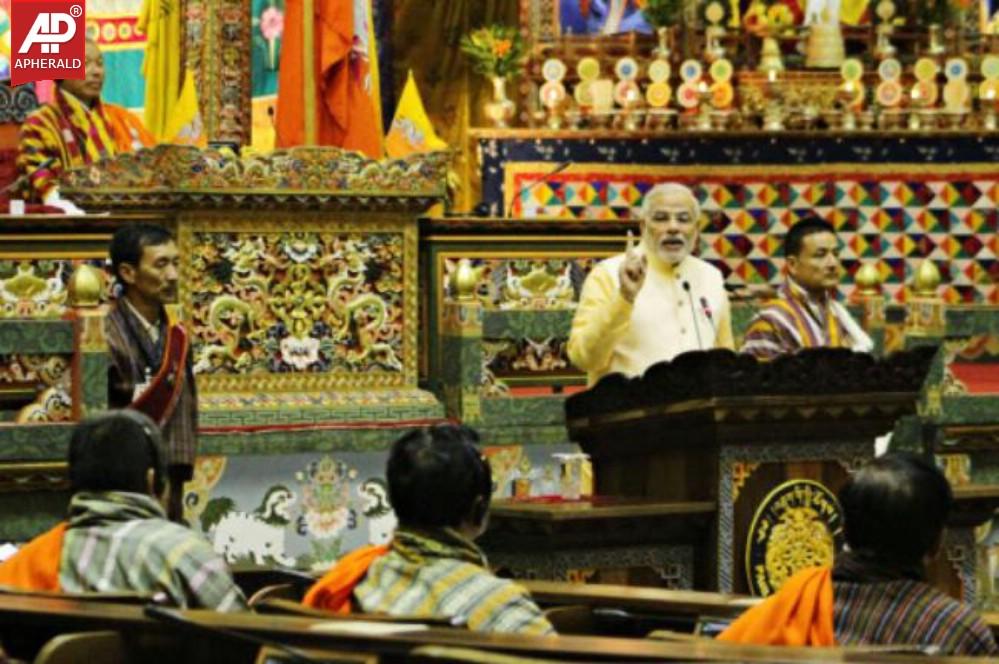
[504,163,999,305]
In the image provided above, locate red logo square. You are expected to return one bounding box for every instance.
[10,0,86,87]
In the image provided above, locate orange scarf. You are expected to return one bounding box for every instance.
[0,522,67,592]
[303,544,389,613]
[718,566,835,647]
[103,104,156,153]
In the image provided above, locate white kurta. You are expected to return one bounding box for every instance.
[568,250,734,385]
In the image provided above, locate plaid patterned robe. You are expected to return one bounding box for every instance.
[60,491,246,611]
[106,300,198,471]
[354,527,554,635]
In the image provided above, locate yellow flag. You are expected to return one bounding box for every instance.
[839,0,870,25]
[362,0,384,142]
[163,71,204,146]
[138,0,203,144]
[385,71,447,158]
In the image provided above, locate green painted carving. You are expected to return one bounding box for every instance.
[947,309,999,337]
[199,398,444,428]
[481,396,566,427]
[199,425,430,455]
[438,335,480,391]
[80,353,108,415]
[0,321,74,354]
[938,396,999,425]
[476,423,572,447]
[482,310,575,339]
[0,424,72,461]
[0,492,67,540]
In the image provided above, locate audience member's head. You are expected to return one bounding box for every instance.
[109,224,179,306]
[839,452,953,569]
[386,424,492,538]
[639,183,700,266]
[68,410,166,500]
[784,215,840,296]
[58,37,104,105]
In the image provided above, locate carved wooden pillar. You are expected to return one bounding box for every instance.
[187,0,252,144]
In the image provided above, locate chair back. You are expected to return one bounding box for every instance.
[33,631,124,664]
[248,583,300,608]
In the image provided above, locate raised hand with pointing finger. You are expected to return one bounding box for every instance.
[619,230,647,304]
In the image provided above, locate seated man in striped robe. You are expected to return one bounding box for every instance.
[741,215,873,360]
[304,424,555,635]
[0,411,246,612]
[16,37,154,209]
[719,452,998,656]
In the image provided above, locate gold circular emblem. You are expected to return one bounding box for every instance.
[746,479,843,597]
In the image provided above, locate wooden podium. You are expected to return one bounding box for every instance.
[565,347,938,594]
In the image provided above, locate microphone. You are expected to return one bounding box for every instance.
[505,160,572,218]
[699,295,718,340]
[682,280,704,350]
[144,604,325,663]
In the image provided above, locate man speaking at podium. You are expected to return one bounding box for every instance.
[568,183,734,385]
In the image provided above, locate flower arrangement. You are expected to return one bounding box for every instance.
[743,0,796,37]
[460,25,526,79]
[638,0,684,27]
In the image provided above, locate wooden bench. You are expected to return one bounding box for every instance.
[0,593,995,664]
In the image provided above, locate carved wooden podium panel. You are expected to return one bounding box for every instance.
[566,347,938,594]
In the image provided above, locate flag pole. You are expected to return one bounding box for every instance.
[302,0,317,145]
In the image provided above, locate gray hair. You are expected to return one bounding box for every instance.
[640,183,700,222]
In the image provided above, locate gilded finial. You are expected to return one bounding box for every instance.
[854,262,882,296]
[453,259,485,301]
[67,264,104,308]
[913,259,941,296]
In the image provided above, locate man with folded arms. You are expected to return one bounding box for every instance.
[304,424,554,635]
[719,452,997,656]
[0,411,246,611]
[568,183,734,385]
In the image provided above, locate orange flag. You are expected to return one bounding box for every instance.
[276,0,382,157]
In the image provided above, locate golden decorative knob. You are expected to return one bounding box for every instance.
[854,262,882,295]
[453,259,485,301]
[67,264,104,308]
[912,259,941,297]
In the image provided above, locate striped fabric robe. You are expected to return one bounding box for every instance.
[833,578,998,655]
[741,278,873,361]
[16,88,154,201]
